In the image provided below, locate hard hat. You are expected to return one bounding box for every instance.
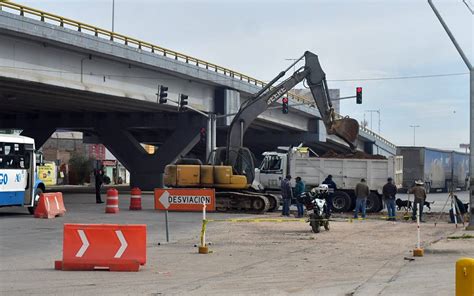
[415,180,424,185]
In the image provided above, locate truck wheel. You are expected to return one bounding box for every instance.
[332,191,351,212]
[266,195,280,212]
[366,192,381,213]
[27,187,43,215]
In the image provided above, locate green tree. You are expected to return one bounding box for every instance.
[68,153,94,185]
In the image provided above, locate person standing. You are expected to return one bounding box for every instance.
[94,166,105,204]
[354,178,369,219]
[382,177,397,221]
[410,180,427,222]
[322,175,337,215]
[281,175,293,216]
[294,177,305,218]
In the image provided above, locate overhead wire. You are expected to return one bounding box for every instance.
[0,65,469,83]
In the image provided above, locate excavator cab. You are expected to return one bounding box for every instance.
[208,147,256,184]
[304,51,360,150]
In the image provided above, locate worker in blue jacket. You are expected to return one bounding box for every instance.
[294,177,305,218]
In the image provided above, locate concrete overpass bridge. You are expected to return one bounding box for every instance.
[0,2,396,189]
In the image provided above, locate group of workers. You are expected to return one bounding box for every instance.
[281,175,428,222]
[280,174,337,218]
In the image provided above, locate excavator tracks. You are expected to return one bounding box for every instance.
[215,191,280,214]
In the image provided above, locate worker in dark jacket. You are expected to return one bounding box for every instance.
[281,175,293,216]
[354,178,370,219]
[322,175,337,214]
[94,166,105,204]
[410,180,427,222]
[382,177,397,221]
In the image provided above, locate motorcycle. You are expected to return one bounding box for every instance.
[299,185,330,233]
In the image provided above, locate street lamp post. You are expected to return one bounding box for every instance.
[409,125,420,146]
[365,109,381,134]
[112,0,115,32]
[428,0,473,229]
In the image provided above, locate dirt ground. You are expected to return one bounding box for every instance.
[157,213,470,296]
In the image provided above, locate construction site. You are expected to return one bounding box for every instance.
[0,1,473,295]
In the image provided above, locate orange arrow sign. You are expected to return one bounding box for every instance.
[56,224,146,271]
[154,188,215,212]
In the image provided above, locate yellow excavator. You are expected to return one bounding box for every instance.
[164,51,359,213]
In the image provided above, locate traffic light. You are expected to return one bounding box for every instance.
[356,87,362,104]
[179,94,188,111]
[282,97,289,114]
[199,127,206,144]
[158,85,168,104]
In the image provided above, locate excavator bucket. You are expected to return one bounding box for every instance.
[330,117,360,151]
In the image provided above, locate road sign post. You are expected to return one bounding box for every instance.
[165,210,169,243]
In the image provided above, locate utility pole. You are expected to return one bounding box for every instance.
[409,125,420,146]
[366,109,381,134]
[112,0,115,32]
[428,0,473,229]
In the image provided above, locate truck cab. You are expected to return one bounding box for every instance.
[254,152,288,191]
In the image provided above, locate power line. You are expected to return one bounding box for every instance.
[0,65,469,83]
[327,72,469,82]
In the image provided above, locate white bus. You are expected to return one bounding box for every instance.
[0,134,46,214]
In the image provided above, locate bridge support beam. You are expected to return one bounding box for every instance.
[97,113,206,190]
[20,128,55,148]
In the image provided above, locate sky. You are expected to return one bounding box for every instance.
[14,0,473,151]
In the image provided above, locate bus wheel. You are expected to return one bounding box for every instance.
[27,188,43,215]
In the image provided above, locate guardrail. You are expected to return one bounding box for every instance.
[0,1,396,149]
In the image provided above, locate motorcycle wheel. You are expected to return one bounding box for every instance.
[324,221,330,231]
[310,214,320,233]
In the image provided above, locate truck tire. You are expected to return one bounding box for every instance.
[366,192,382,213]
[332,191,351,212]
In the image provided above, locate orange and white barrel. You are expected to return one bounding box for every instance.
[129,187,142,210]
[105,188,119,214]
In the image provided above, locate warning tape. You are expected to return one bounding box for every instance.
[206,218,307,223]
[204,216,403,224]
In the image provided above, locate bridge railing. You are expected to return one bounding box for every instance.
[0,1,314,105]
[0,1,396,149]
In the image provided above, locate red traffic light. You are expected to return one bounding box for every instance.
[282,97,289,103]
[356,87,362,104]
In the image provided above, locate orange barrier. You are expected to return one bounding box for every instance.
[55,223,147,272]
[154,188,215,212]
[129,187,142,210]
[105,188,119,214]
[34,192,66,219]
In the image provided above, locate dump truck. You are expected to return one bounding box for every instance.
[164,51,360,213]
[255,147,403,212]
[397,147,469,192]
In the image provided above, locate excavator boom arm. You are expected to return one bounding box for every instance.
[221,51,359,168]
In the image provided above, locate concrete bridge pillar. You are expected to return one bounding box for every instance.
[97,113,206,190]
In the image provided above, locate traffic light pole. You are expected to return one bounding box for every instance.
[428,0,473,229]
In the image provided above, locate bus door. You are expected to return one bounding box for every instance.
[0,142,29,206]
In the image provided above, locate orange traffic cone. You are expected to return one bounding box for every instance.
[129,187,142,210]
[105,188,119,214]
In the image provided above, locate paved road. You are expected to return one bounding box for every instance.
[1,192,472,295]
